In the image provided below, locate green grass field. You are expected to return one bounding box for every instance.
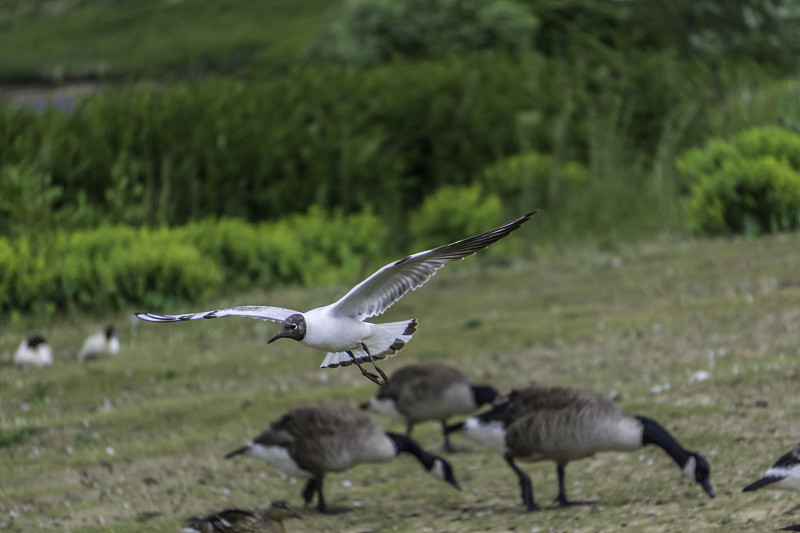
[2,232,800,532]
[0,0,332,80]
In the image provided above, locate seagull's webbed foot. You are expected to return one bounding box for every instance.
[555,496,594,507]
[347,351,384,385]
[318,505,351,515]
[360,343,389,384]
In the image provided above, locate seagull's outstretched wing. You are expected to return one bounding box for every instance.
[743,445,800,492]
[329,212,535,319]
[135,305,298,323]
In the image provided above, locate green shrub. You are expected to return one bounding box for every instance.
[677,126,800,235]
[407,184,503,251]
[0,209,391,316]
[177,218,272,288]
[283,206,388,285]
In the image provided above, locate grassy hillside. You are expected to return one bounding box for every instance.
[2,232,800,532]
[0,0,333,80]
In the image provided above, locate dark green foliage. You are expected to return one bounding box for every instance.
[307,0,538,65]
[523,0,800,73]
[0,427,33,448]
[678,126,800,235]
[480,151,586,218]
[0,55,538,235]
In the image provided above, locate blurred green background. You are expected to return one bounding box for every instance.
[1,0,800,315]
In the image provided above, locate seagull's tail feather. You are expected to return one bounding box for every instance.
[319,319,417,369]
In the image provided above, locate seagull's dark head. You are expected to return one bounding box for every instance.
[268,314,307,344]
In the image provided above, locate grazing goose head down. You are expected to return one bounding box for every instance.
[135,212,534,385]
[225,404,461,514]
[14,335,54,368]
[361,362,498,452]
[448,385,715,511]
[181,501,305,533]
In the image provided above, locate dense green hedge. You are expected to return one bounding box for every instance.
[0,48,717,239]
[0,209,387,317]
[677,126,800,235]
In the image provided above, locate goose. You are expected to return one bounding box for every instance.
[743,444,800,493]
[78,325,120,360]
[13,335,54,367]
[361,362,498,451]
[224,403,461,514]
[181,501,305,533]
[447,385,715,510]
[136,212,534,384]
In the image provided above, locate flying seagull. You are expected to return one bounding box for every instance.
[136,212,535,384]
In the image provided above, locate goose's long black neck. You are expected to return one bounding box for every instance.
[387,432,435,469]
[471,385,499,406]
[637,416,691,467]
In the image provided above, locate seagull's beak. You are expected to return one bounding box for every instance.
[292,509,307,520]
[267,332,283,344]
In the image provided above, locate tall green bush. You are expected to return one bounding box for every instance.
[677,126,800,235]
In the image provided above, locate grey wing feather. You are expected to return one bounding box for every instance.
[135,305,298,323]
[329,212,535,319]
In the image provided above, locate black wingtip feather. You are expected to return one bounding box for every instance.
[224,445,250,459]
[742,476,782,492]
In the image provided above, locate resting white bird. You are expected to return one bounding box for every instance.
[14,335,54,368]
[136,212,534,384]
[79,325,120,360]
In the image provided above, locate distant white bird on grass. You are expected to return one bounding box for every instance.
[79,325,120,361]
[136,212,535,384]
[14,335,54,368]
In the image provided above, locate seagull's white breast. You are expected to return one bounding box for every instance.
[301,307,372,352]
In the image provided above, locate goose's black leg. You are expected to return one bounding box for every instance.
[301,478,317,505]
[555,464,593,507]
[406,421,414,436]
[315,477,351,514]
[346,350,383,385]
[361,342,389,384]
[504,451,539,511]
[442,421,456,452]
